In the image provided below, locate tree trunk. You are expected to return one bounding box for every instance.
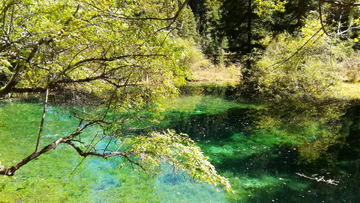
[298,0,306,26]
[245,0,252,80]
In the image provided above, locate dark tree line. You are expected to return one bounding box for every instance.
[184,0,360,64]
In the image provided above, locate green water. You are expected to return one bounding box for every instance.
[1,85,360,202]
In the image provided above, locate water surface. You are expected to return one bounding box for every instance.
[1,85,360,202]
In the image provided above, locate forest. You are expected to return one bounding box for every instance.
[1,0,360,202]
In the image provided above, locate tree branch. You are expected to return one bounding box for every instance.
[0,119,103,176]
[64,140,132,159]
[35,88,49,152]
[0,62,21,93]
[67,54,167,71]
[322,0,360,7]
[319,0,331,37]
[0,87,48,94]
[0,132,80,176]
[94,0,189,24]
[270,28,323,69]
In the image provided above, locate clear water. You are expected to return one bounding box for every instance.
[1,85,360,202]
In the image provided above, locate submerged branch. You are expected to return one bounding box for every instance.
[296,172,339,185]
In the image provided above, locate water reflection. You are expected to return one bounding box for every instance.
[157,84,360,202]
[247,98,347,163]
[2,84,360,202]
[0,100,227,202]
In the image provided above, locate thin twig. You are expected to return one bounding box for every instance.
[35,88,49,152]
[70,156,87,175]
[319,0,331,37]
[270,28,323,69]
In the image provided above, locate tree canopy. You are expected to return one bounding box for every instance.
[0,0,189,95]
[0,0,233,193]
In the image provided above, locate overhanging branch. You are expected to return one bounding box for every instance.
[0,132,80,176]
[0,119,102,176]
[322,0,360,7]
[64,140,131,159]
[101,0,189,23]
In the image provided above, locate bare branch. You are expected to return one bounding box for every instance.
[0,132,81,176]
[270,28,323,69]
[322,0,360,7]
[64,4,80,26]
[122,154,150,178]
[319,0,332,37]
[70,156,87,175]
[64,140,131,159]
[0,119,106,176]
[35,88,49,152]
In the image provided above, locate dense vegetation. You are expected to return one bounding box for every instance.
[186,0,360,93]
[2,0,360,200]
[0,0,233,193]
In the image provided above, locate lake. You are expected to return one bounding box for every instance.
[1,84,359,202]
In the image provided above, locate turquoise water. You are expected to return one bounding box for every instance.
[1,85,360,202]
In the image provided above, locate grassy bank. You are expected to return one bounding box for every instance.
[190,64,241,85]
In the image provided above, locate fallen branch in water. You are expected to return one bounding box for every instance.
[296,172,339,185]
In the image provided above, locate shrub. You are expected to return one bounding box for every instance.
[341,51,360,83]
[176,38,211,71]
[247,14,354,100]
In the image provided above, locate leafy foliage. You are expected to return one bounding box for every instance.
[0,0,188,97]
[0,0,232,193]
[176,38,211,71]
[247,97,346,163]
[341,51,360,83]
[124,130,233,193]
[173,4,200,42]
[247,14,354,99]
[253,0,288,16]
[200,0,228,64]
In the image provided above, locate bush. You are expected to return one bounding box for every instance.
[247,14,354,100]
[176,38,241,83]
[341,51,360,83]
[176,38,211,71]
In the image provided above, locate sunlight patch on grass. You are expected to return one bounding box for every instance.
[191,64,241,85]
[333,83,360,100]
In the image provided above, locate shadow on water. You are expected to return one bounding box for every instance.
[162,107,250,141]
[155,84,360,202]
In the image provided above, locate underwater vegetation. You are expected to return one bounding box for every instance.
[1,85,360,202]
